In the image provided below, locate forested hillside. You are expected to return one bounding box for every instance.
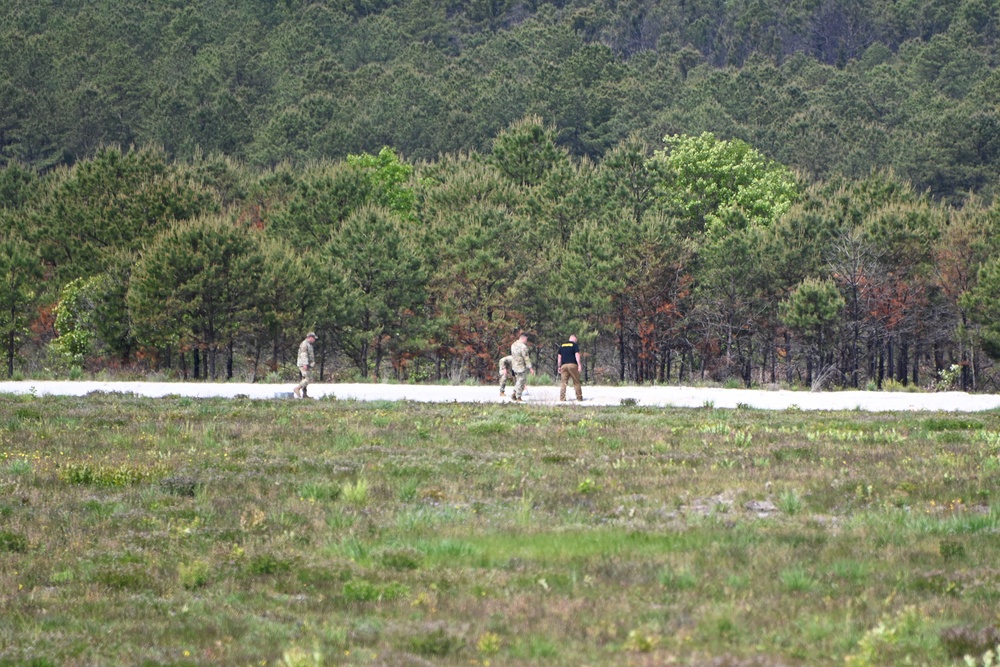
[2,0,1000,391]
[3,0,1000,200]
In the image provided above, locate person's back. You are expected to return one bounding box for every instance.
[557,335,583,401]
[510,339,531,373]
[509,333,534,401]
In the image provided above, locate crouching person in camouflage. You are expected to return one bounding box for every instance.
[498,354,514,397]
[294,332,317,398]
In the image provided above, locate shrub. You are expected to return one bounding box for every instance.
[298,481,341,502]
[623,629,660,652]
[7,459,31,476]
[374,546,424,570]
[160,476,200,497]
[342,478,370,507]
[409,626,462,657]
[939,539,967,561]
[477,632,501,656]
[0,530,28,553]
[178,560,211,590]
[91,565,155,592]
[247,553,292,576]
[468,420,510,435]
[342,578,407,602]
[846,606,941,667]
[778,488,804,515]
[60,462,159,487]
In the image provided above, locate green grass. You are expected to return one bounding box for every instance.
[1,393,999,665]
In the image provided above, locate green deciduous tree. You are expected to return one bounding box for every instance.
[656,131,798,238]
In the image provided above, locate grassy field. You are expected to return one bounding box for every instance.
[2,393,1000,666]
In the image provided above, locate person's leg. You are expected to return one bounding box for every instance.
[296,369,310,398]
[559,365,570,400]
[569,364,583,400]
[514,371,526,400]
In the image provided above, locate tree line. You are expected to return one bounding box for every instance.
[2,0,1000,203]
[2,121,1000,390]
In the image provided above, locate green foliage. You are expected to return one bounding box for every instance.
[346,147,415,219]
[1,26,1000,391]
[374,545,424,570]
[4,397,1000,664]
[246,553,292,576]
[845,606,944,667]
[178,560,212,589]
[341,577,407,602]
[408,626,462,656]
[34,146,215,283]
[298,481,341,502]
[0,530,28,553]
[127,214,266,376]
[962,259,1000,362]
[52,277,97,365]
[0,232,41,377]
[341,478,370,507]
[60,462,159,487]
[656,132,798,237]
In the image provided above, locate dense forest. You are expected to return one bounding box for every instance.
[2,0,1000,390]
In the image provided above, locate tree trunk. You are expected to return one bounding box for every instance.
[6,330,14,378]
[897,338,908,385]
[618,309,626,382]
[785,332,793,385]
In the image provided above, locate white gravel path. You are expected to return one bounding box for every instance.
[1,380,999,412]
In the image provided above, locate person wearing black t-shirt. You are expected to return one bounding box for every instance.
[557,335,583,401]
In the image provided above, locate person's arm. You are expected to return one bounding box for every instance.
[575,348,581,367]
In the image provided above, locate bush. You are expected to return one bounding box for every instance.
[0,530,28,553]
[409,626,462,657]
[342,578,407,602]
[61,462,159,487]
[374,546,424,570]
[178,560,212,589]
[247,553,292,576]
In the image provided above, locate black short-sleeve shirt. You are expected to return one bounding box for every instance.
[558,341,579,366]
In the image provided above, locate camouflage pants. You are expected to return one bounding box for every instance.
[513,371,528,399]
[499,373,509,393]
[296,367,311,394]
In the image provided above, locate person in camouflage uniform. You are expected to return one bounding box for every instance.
[294,332,317,398]
[510,332,534,402]
[498,354,514,396]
